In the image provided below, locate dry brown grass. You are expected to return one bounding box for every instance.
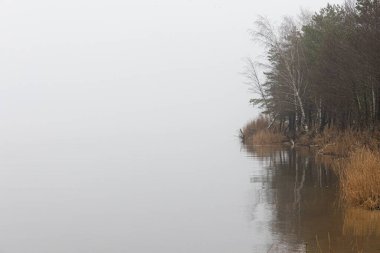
[249,130,285,145]
[241,116,285,145]
[313,129,380,209]
[314,129,380,157]
[241,116,269,139]
[337,148,380,210]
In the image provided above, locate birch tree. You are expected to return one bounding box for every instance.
[250,16,309,132]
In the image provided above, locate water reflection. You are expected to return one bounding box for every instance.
[343,208,380,237]
[244,145,380,253]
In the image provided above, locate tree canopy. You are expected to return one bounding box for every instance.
[246,0,380,135]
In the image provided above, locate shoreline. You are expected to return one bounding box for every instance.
[240,117,380,211]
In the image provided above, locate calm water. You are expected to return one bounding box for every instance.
[0,134,380,252]
[244,145,380,253]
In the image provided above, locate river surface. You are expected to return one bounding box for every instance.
[1,135,380,252]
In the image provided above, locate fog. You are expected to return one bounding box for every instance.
[0,0,343,145]
[0,0,343,252]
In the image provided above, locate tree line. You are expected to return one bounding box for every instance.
[246,0,380,136]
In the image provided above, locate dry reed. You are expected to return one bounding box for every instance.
[314,129,380,157]
[337,148,380,210]
[241,116,285,145]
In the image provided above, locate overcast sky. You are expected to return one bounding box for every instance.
[0,0,343,148]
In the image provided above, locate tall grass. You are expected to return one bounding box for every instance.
[241,116,285,145]
[337,148,380,210]
[314,128,380,157]
[314,129,380,209]
[248,130,285,145]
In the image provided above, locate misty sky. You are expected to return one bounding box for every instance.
[0,0,343,147]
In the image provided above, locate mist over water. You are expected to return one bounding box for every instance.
[0,0,349,252]
[0,126,258,252]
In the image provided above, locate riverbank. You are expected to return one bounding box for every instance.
[240,116,380,210]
